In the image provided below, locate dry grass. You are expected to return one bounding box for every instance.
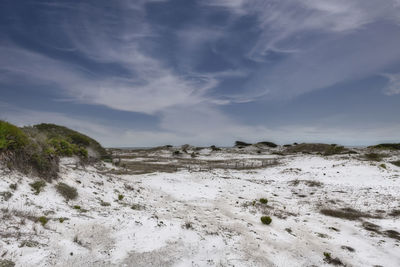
[320,208,380,220]
[289,179,323,187]
[55,183,78,200]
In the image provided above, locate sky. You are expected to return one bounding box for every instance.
[1,0,400,147]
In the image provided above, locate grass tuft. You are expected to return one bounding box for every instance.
[29,180,46,195]
[55,183,78,200]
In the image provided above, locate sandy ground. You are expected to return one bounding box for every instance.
[1,147,400,266]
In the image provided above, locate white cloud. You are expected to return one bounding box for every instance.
[203,0,400,60]
[201,0,400,100]
[0,3,217,115]
[382,73,400,95]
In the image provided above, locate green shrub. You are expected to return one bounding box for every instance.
[0,191,12,201]
[38,216,48,226]
[100,200,111,206]
[370,143,400,150]
[210,145,221,151]
[48,138,88,159]
[260,216,272,225]
[0,259,15,267]
[73,205,81,210]
[391,161,400,167]
[0,121,29,151]
[323,252,344,265]
[364,153,383,161]
[33,123,108,159]
[259,198,268,204]
[380,163,387,169]
[9,183,17,190]
[29,180,46,195]
[68,132,91,146]
[56,183,78,200]
[324,145,345,156]
[235,141,252,147]
[286,143,346,155]
[118,194,124,201]
[59,217,66,223]
[257,141,277,148]
[131,204,144,210]
[31,153,52,172]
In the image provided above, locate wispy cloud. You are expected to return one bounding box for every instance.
[382,73,400,95]
[1,0,400,146]
[205,0,400,59]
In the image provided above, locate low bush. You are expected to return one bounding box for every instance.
[324,145,345,156]
[257,141,277,148]
[259,198,268,204]
[30,152,59,180]
[0,121,29,151]
[131,204,144,210]
[100,200,111,206]
[323,252,344,265]
[364,153,383,161]
[2,121,108,180]
[56,183,78,200]
[118,194,124,201]
[29,180,46,195]
[9,183,17,190]
[38,216,48,226]
[0,191,12,201]
[235,141,252,147]
[320,208,379,220]
[260,216,272,225]
[391,160,400,167]
[370,143,400,150]
[0,259,15,267]
[210,145,221,151]
[286,143,346,155]
[33,123,108,159]
[48,138,88,159]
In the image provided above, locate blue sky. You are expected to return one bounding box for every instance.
[1,0,400,147]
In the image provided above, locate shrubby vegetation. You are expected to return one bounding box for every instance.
[256,141,277,148]
[260,216,272,225]
[364,153,384,162]
[286,143,346,155]
[56,183,78,200]
[0,121,29,151]
[369,143,400,150]
[391,160,400,167]
[0,121,109,180]
[29,181,46,195]
[235,141,252,147]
